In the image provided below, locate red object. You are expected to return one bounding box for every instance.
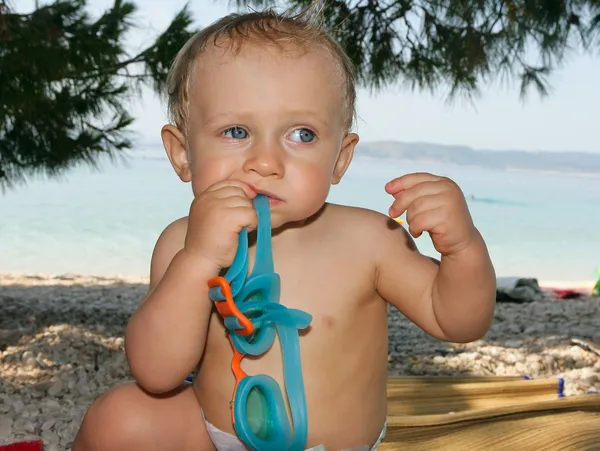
[0,441,43,451]
[551,289,583,299]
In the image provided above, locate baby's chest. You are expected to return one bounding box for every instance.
[274,253,374,314]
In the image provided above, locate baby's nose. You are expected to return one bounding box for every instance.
[243,144,284,178]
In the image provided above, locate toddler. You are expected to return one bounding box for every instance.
[73,5,496,451]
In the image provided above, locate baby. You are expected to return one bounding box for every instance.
[73,6,496,451]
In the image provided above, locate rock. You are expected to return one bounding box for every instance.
[0,418,13,440]
[23,406,40,419]
[0,401,10,414]
[42,419,56,431]
[580,367,598,380]
[23,356,38,368]
[505,339,523,348]
[460,352,481,361]
[12,399,25,415]
[48,378,64,397]
[524,325,541,335]
[45,399,61,411]
[527,361,542,374]
[504,352,519,365]
[13,418,36,434]
[487,346,502,358]
[65,375,77,391]
[432,356,446,365]
[42,430,61,446]
[77,380,91,398]
[543,355,556,370]
[526,354,542,364]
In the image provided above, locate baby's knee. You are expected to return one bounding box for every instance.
[73,383,151,451]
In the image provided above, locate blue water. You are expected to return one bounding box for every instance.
[1,147,599,281]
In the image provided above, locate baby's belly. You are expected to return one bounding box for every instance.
[194,311,388,450]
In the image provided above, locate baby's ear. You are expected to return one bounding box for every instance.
[332,132,359,185]
[162,124,192,182]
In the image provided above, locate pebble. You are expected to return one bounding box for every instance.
[42,430,60,446]
[48,379,64,397]
[0,418,13,440]
[12,400,25,415]
[1,273,599,448]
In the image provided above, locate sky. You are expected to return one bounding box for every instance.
[20,0,600,153]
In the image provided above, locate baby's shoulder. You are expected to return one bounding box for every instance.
[320,203,411,253]
[148,216,189,287]
[322,203,396,232]
[157,216,188,247]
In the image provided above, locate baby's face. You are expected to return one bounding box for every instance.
[181,42,358,228]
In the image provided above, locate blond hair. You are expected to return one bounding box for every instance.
[165,4,356,135]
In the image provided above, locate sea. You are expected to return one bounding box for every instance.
[1,146,599,283]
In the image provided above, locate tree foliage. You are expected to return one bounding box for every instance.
[1,0,598,189]
[236,0,599,97]
[0,0,195,189]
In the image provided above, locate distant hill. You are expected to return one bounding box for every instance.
[357,141,600,176]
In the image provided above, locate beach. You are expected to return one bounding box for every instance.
[1,273,598,450]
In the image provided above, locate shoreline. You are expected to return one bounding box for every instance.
[0,273,150,285]
[353,155,600,179]
[1,273,596,292]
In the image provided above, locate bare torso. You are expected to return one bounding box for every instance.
[177,204,389,449]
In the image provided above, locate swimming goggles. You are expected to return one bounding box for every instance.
[207,194,312,451]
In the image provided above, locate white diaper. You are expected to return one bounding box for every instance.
[201,410,386,451]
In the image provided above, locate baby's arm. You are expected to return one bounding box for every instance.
[124,218,217,394]
[375,222,495,342]
[125,180,258,394]
[375,173,496,343]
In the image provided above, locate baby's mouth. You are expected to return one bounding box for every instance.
[258,193,282,207]
[266,196,282,207]
[249,185,282,206]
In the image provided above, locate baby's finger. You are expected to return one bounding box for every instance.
[219,195,255,210]
[210,186,254,201]
[407,207,443,239]
[389,182,444,218]
[229,206,259,232]
[405,194,440,225]
[385,172,443,195]
[206,180,257,199]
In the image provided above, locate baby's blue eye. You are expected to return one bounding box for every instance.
[290,128,315,143]
[223,127,248,139]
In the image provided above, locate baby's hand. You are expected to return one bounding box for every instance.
[385,173,477,256]
[184,180,258,270]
